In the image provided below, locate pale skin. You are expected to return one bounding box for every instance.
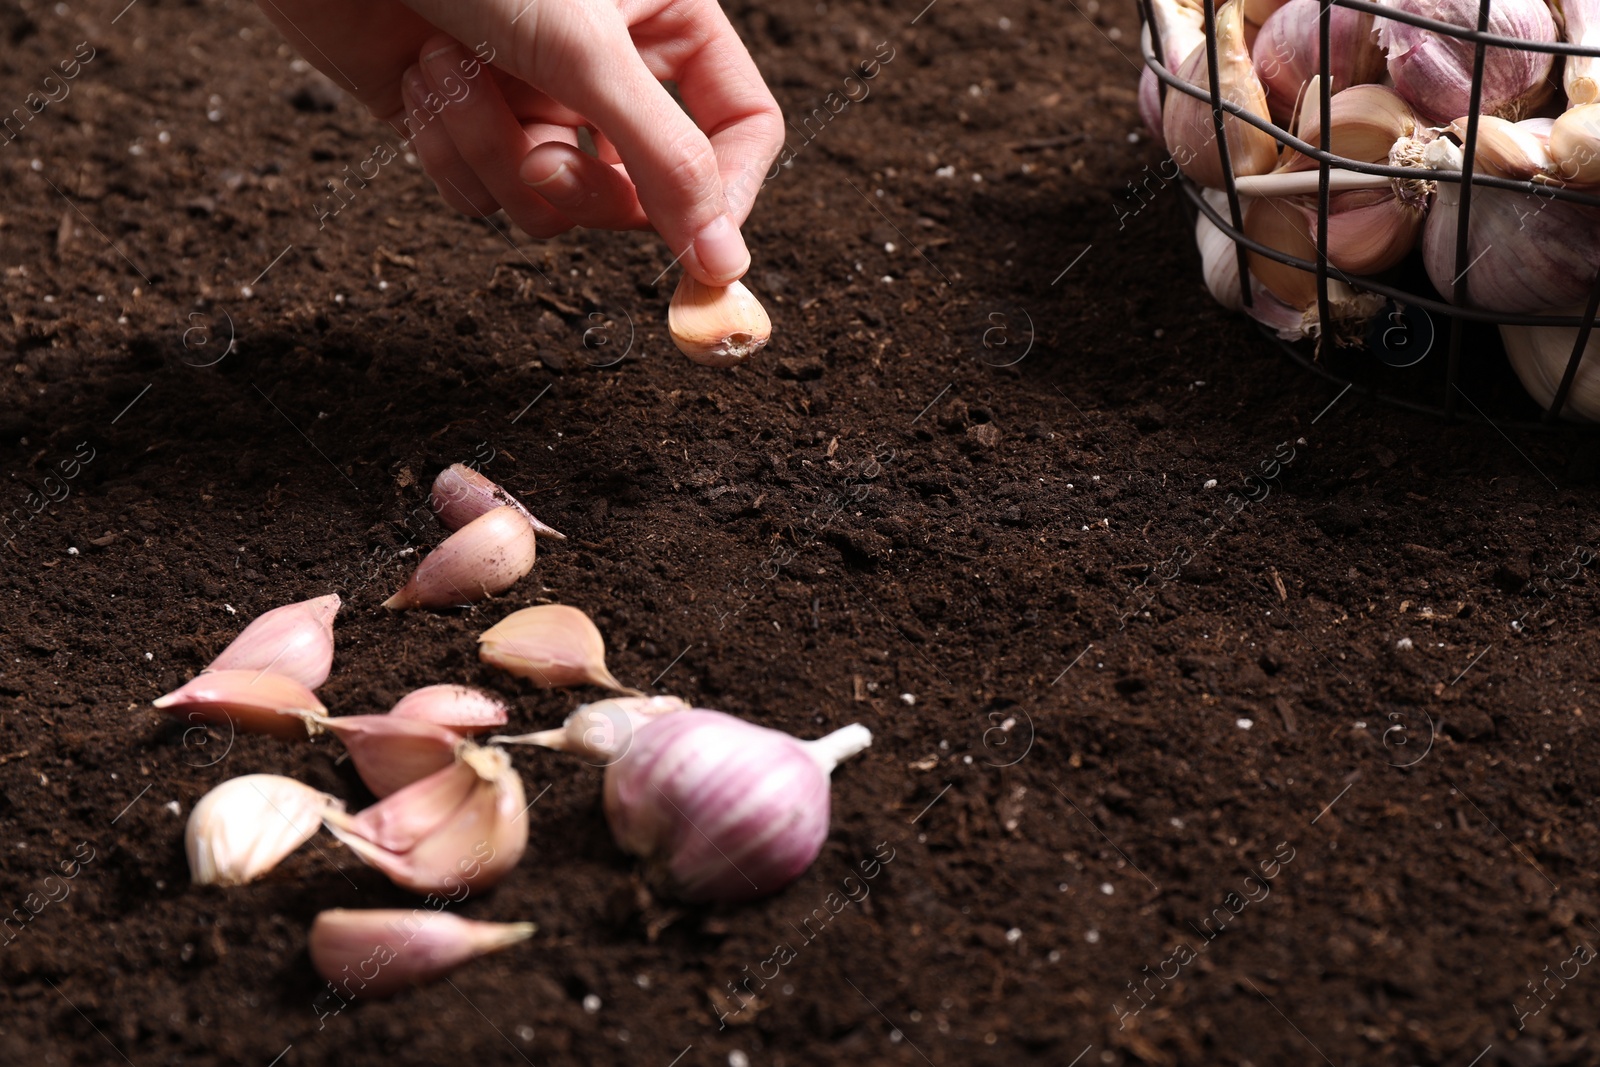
[254,0,785,284]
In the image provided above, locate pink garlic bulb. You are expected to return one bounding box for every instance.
[1375,0,1555,125]
[206,594,340,690]
[1252,0,1385,124]
[431,463,565,541]
[603,710,872,903]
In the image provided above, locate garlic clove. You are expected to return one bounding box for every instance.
[1243,196,1321,309]
[1501,311,1600,420]
[1376,0,1556,126]
[1195,189,1247,312]
[1450,115,1555,181]
[187,774,343,886]
[309,909,536,999]
[153,669,326,740]
[1550,105,1600,186]
[1567,0,1600,106]
[307,714,465,798]
[1243,273,1386,342]
[206,594,340,690]
[1150,0,1205,70]
[388,685,510,734]
[478,604,636,693]
[1252,0,1385,125]
[338,757,483,853]
[1163,0,1279,190]
[324,745,528,894]
[667,276,772,367]
[602,709,872,903]
[1285,187,1426,276]
[1280,83,1419,173]
[492,695,690,764]
[431,463,565,541]
[383,505,538,611]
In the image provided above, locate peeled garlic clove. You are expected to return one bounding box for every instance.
[492,695,690,763]
[1422,136,1600,312]
[309,909,536,999]
[604,709,871,903]
[1501,311,1600,420]
[1251,0,1385,125]
[1376,0,1556,126]
[206,594,339,690]
[431,463,565,541]
[1279,83,1419,173]
[153,669,326,741]
[478,604,635,692]
[1550,105,1600,186]
[1449,115,1555,181]
[1163,0,1279,190]
[187,774,343,886]
[324,746,528,894]
[388,685,510,734]
[1195,190,1246,312]
[668,276,771,368]
[309,714,464,798]
[383,505,537,611]
[1566,0,1600,106]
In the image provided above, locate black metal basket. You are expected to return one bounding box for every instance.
[1140,0,1600,429]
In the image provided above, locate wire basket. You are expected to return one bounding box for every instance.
[1139,0,1600,428]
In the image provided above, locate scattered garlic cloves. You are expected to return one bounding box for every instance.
[306,714,465,798]
[187,774,343,886]
[383,505,538,611]
[478,604,637,693]
[309,909,536,998]
[206,594,340,690]
[668,276,772,367]
[324,745,528,894]
[388,685,510,734]
[153,669,326,740]
[431,464,565,541]
[492,696,690,763]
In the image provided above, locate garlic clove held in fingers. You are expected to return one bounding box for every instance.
[492,695,690,764]
[1163,0,1279,189]
[305,713,466,798]
[309,909,536,999]
[323,744,528,894]
[388,685,510,734]
[668,276,771,368]
[206,594,340,690]
[153,669,326,740]
[431,463,565,541]
[187,774,343,886]
[383,505,537,611]
[478,604,636,692]
[603,710,872,903]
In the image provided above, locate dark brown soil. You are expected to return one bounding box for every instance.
[6,0,1600,1065]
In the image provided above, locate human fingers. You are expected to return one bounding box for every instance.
[519,142,650,231]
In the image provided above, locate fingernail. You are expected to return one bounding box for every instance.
[401,65,428,108]
[691,214,750,284]
[421,41,464,89]
[422,41,463,68]
[525,161,579,200]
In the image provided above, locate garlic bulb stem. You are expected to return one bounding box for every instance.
[801,723,874,773]
[1234,171,1397,196]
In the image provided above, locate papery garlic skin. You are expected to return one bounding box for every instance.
[309,909,536,998]
[603,710,871,903]
[389,685,510,734]
[1565,0,1600,105]
[153,669,326,740]
[1501,312,1600,421]
[431,464,565,541]
[1163,0,1280,189]
[1422,138,1600,312]
[1252,0,1385,124]
[1550,104,1600,185]
[324,745,528,894]
[187,774,343,886]
[1279,83,1420,173]
[1196,189,1246,312]
[668,277,772,367]
[1291,185,1427,275]
[308,714,464,798]
[492,695,690,765]
[1376,0,1556,125]
[1452,114,1556,180]
[383,505,537,610]
[206,594,339,690]
[478,604,634,692]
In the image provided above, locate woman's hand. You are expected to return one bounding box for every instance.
[256,0,783,284]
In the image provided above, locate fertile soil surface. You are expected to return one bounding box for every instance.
[7,0,1600,1065]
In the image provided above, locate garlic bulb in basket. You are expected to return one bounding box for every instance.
[1500,313,1600,421]
[1375,0,1556,126]
[1565,0,1600,106]
[1195,189,1246,312]
[1252,0,1385,124]
[1164,0,1280,189]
